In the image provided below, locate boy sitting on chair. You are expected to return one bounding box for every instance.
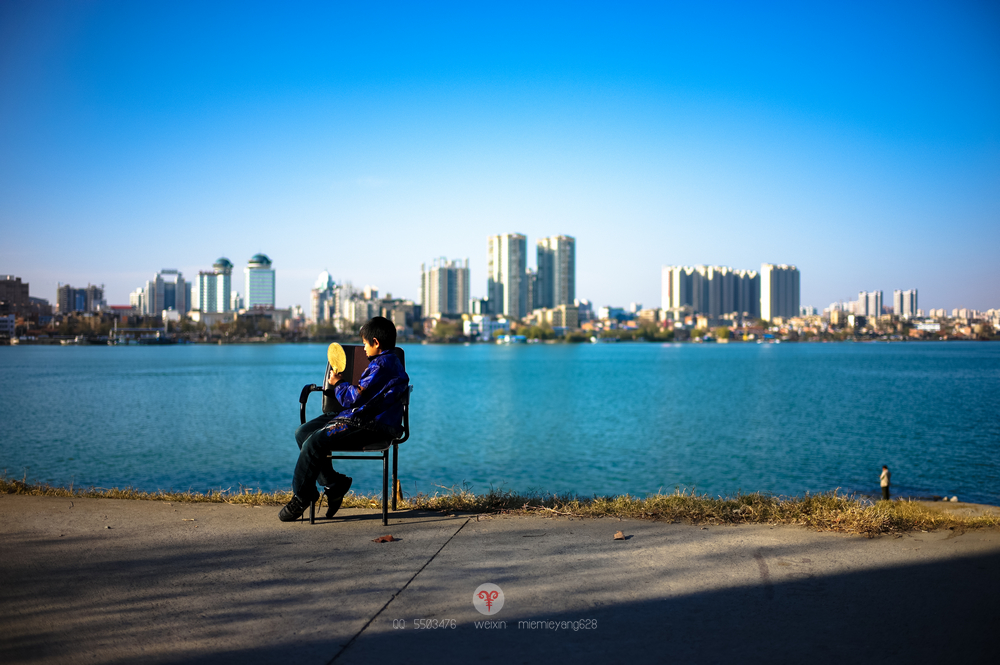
[280,316,409,522]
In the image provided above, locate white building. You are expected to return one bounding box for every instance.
[245,254,275,309]
[893,289,918,318]
[421,257,470,318]
[130,270,188,316]
[310,271,336,324]
[536,235,576,309]
[760,264,800,321]
[487,233,527,318]
[853,290,883,317]
[193,258,233,313]
[463,315,510,341]
[661,265,760,318]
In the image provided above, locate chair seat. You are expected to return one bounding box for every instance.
[326,440,392,453]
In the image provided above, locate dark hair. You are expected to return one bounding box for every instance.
[360,316,396,350]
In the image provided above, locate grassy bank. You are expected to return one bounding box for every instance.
[3,476,997,537]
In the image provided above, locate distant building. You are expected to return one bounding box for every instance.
[469,298,489,315]
[893,289,918,318]
[0,275,30,312]
[853,290,883,317]
[463,314,510,341]
[487,233,527,319]
[597,306,628,321]
[536,235,576,308]
[760,264,800,321]
[193,258,233,313]
[661,265,760,318]
[420,257,470,318]
[310,271,337,324]
[529,304,579,330]
[245,254,275,309]
[56,283,105,314]
[135,270,189,317]
[524,268,538,314]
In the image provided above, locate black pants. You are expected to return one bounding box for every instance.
[292,412,384,502]
[882,486,890,501]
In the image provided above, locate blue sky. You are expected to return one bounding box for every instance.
[2,1,998,311]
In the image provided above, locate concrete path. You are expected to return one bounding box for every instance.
[1,494,998,665]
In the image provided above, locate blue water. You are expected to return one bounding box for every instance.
[1,342,998,504]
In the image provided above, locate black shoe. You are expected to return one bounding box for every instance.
[324,476,353,518]
[279,495,309,522]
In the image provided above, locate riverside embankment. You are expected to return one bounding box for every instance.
[2,493,998,664]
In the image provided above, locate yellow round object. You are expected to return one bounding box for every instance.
[326,342,347,374]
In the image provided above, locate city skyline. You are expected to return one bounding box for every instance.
[2,3,998,310]
[6,241,996,318]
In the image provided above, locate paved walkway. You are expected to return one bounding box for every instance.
[1,494,998,664]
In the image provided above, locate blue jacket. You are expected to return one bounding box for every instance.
[330,350,409,435]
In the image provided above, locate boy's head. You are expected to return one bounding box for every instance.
[360,316,396,354]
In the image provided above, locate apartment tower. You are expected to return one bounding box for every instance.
[893,289,918,318]
[536,235,576,309]
[420,257,470,318]
[661,265,759,318]
[487,234,527,318]
[760,264,801,321]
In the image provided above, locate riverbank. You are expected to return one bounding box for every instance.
[2,492,998,664]
[4,478,998,537]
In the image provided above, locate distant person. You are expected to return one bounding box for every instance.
[880,465,891,501]
[279,316,409,522]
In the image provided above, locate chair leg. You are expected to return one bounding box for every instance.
[309,500,315,525]
[382,450,389,526]
[391,443,399,511]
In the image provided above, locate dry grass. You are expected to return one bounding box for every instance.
[2,474,996,537]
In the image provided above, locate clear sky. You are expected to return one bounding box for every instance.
[2,1,998,312]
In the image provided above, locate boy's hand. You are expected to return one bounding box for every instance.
[328,369,343,385]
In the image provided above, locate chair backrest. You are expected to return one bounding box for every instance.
[322,346,405,414]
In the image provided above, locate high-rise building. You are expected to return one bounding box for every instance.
[56,283,105,314]
[310,271,336,323]
[0,275,30,311]
[760,264,800,321]
[661,265,759,318]
[487,233,527,319]
[854,290,883,317]
[139,270,188,316]
[245,254,275,309]
[420,258,469,318]
[194,258,233,313]
[893,289,918,318]
[536,235,576,309]
[525,268,539,314]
